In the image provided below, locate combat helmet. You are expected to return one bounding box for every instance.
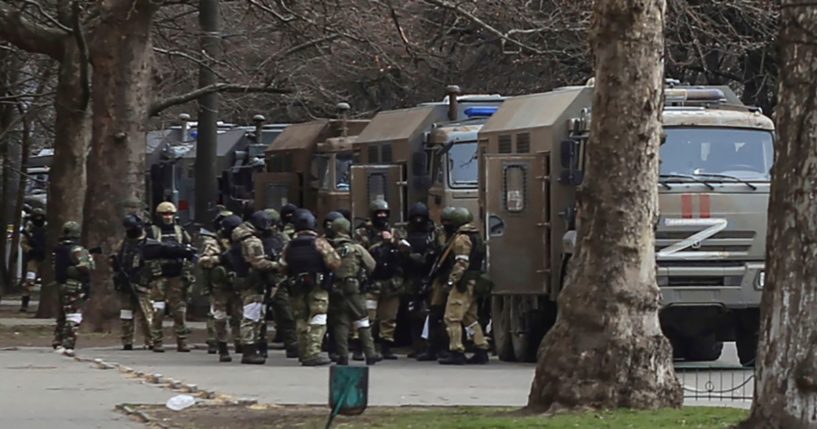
[156,201,177,214]
[62,221,81,239]
[369,199,390,215]
[220,215,242,237]
[329,217,351,236]
[249,210,272,232]
[451,207,472,228]
[293,208,317,232]
[440,206,457,225]
[264,208,281,225]
[212,210,233,232]
[281,203,297,223]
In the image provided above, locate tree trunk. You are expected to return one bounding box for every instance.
[526,0,681,412]
[738,4,817,428]
[36,41,90,319]
[8,109,30,295]
[0,48,18,294]
[83,1,156,330]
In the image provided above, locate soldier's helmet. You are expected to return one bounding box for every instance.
[212,210,233,232]
[324,211,344,227]
[249,210,272,232]
[293,208,317,232]
[451,207,472,227]
[264,208,281,225]
[123,213,145,231]
[369,199,390,215]
[62,221,81,239]
[409,202,429,220]
[220,215,242,237]
[156,201,177,214]
[440,206,457,226]
[31,207,46,218]
[330,217,351,236]
[281,203,297,222]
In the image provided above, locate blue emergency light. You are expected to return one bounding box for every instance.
[463,106,498,117]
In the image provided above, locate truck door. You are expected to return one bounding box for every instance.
[484,154,550,294]
[253,171,301,210]
[350,165,405,227]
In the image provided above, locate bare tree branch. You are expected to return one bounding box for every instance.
[149,83,292,116]
[0,1,67,59]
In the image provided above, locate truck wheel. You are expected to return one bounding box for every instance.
[509,297,537,363]
[491,295,515,362]
[683,333,723,362]
[735,309,760,367]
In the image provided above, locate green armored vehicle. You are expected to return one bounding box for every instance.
[480,81,772,366]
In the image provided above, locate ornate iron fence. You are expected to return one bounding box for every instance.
[675,364,754,401]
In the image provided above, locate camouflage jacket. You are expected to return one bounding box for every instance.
[280,230,341,275]
[444,223,480,286]
[198,232,230,270]
[232,222,279,273]
[331,235,376,281]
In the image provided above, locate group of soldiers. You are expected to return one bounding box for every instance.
[19,197,492,366]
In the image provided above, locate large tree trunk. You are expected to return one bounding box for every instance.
[526,0,681,411]
[36,41,91,318]
[738,4,817,428]
[83,0,156,330]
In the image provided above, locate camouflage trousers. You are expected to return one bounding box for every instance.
[212,285,242,345]
[21,259,41,298]
[239,280,265,346]
[329,279,376,360]
[270,282,298,350]
[365,289,400,343]
[52,281,83,350]
[150,276,188,346]
[444,281,488,353]
[291,287,329,360]
[119,290,153,347]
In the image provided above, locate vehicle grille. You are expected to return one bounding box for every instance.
[655,230,755,255]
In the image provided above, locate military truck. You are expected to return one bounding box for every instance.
[350,86,504,226]
[480,81,773,366]
[253,103,368,222]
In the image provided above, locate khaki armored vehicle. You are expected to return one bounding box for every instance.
[254,104,368,222]
[350,86,503,227]
[480,81,773,366]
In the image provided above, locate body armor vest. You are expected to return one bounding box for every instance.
[406,224,434,274]
[262,232,286,260]
[228,240,251,278]
[334,239,359,279]
[28,225,47,259]
[54,241,78,283]
[284,235,327,275]
[151,224,183,277]
[465,232,485,272]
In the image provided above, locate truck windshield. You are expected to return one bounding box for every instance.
[447,142,478,188]
[660,128,774,181]
[335,152,353,191]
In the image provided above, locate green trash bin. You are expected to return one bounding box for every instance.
[328,365,369,416]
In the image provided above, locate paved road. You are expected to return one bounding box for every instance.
[0,348,169,429]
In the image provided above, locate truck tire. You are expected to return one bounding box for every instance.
[509,297,538,363]
[735,309,760,367]
[491,295,515,362]
[683,333,723,362]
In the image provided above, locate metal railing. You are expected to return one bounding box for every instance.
[675,364,754,401]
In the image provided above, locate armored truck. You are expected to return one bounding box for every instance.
[350,86,504,227]
[480,81,772,366]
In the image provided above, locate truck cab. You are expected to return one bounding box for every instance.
[479,81,773,365]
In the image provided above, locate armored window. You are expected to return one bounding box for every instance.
[382,144,393,163]
[367,145,379,163]
[265,184,290,209]
[447,142,478,189]
[503,165,527,213]
[498,135,512,154]
[368,173,387,203]
[335,152,354,191]
[516,133,530,153]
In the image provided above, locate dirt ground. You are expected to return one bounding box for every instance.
[0,323,210,348]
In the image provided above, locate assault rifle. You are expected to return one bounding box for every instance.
[418,236,456,299]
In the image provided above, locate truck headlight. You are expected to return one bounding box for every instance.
[755,271,765,290]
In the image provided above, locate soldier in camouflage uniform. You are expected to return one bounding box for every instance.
[437,207,489,365]
[403,202,443,358]
[281,209,341,366]
[199,213,243,362]
[148,202,196,352]
[19,207,47,312]
[327,217,381,365]
[52,221,95,357]
[417,207,456,362]
[204,208,233,354]
[229,211,280,364]
[322,211,345,361]
[354,199,408,360]
[261,208,299,358]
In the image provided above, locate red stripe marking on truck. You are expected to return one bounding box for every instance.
[681,194,693,218]
[699,194,711,218]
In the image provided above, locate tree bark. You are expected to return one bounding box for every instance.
[738,4,817,428]
[526,0,681,411]
[83,0,157,330]
[9,107,30,297]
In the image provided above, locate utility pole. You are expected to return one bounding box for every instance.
[194,0,221,223]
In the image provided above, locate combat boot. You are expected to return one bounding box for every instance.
[218,342,232,363]
[466,349,489,365]
[176,339,190,352]
[301,355,332,367]
[329,352,339,362]
[438,351,466,365]
[153,342,165,353]
[234,342,243,354]
[258,340,268,358]
[416,342,439,361]
[19,296,29,312]
[351,339,365,361]
[335,355,349,366]
[241,344,266,365]
[206,341,217,354]
[380,341,398,360]
[359,328,381,364]
[123,344,133,351]
[285,345,299,359]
